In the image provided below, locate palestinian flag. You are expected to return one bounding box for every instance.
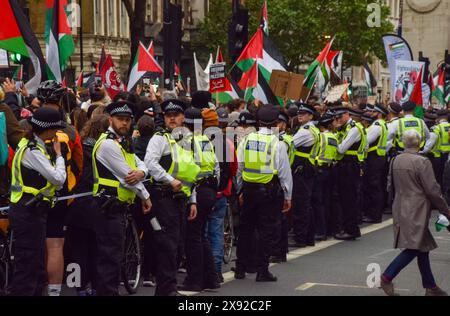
[128,41,163,91]
[76,71,83,88]
[148,41,155,57]
[432,67,445,105]
[260,0,269,35]
[327,51,343,79]
[215,46,224,63]
[234,28,286,105]
[96,44,107,75]
[13,64,23,81]
[363,62,377,96]
[45,0,75,83]
[409,66,424,118]
[238,60,259,101]
[0,0,47,94]
[303,37,334,90]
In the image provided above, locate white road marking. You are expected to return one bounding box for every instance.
[295,282,410,292]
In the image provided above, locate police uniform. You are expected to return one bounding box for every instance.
[8,108,67,296]
[387,101,431,154]
[181,108,220,291]
[313,113,338,240]
[92,101,150,296]
[270,112,292,262]
[235,104,293,281]
[434,111,450,190]
[144,99,200,296]
[362,104,389,223]
[334,107,367,240]
[292,103,320,247]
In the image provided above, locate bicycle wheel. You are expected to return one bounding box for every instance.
[0,231,11,296]
[223,204,234,264]
[121,216,142,295]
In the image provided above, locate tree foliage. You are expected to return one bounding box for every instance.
[192,0,394,69]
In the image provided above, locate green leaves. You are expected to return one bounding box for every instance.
[192,0,394,69]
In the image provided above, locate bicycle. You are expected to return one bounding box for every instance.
[121,206,142,295]
[0,209,12,296]
[223,202,234,264]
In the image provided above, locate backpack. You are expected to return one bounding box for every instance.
[0,112,8,166]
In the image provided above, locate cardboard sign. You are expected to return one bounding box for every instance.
[209,62,226,93]
[325,84,349,103]
[0,49,9,68]
[269,70,305,101]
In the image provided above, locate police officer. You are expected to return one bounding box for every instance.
[388,101,431,154]
[269,111,292,263]
[424,112,441,187]
[362,104,389,224]
[92,101,152,296]
[234,104,292,282]
[434,110,450,189]
[291,102,320,247]
[8,108,67,296]
[333,106,367,240]
[144,99,200,296]
[314,112,339,241]
[180,107,220,291]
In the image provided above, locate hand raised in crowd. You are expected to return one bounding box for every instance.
[170,179,182,192]
[136,84,143,96]
[124,170,146,186]
[148,84,157,101]
[142,198,152,214]
[175,81,184,92]
[20,84,29,97]
[2,78,17,93]
[282,200,292,213]
[188,204,197,221]
[53,139,62,157]
[238,193,244,207]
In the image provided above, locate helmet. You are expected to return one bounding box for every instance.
[37,80,66,105]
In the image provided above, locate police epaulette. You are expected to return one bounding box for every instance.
[374,122,380,126]
[303,125,310,130]
[106,131,117,140]
[279,135,284,141]
[27,139,38,150]
[350,121,356,127]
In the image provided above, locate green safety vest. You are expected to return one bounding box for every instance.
[368,119,388,157]
[337,121,367,162]
[395,116,425,149]
[162,133,200,197]
[294,124,320,165]
[316,131,338,166]
[92,133,137,204]
[242,132,279,184]
[437,122,450,153]
[280,133,294,166]
[10,138,58,205]
[430,126,441,158]
[191,134,216,179]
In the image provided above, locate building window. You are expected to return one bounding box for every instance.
[94,0,102,35]
[120,1,129,38]
[108,0,116,37]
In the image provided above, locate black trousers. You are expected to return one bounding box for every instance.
[329,166,342,236]
[150,190,186,296]
[363,154,387,221]
[93,202,126,296]
[184,185,218,287]
[271,212,288,258]
[292,166,315,244]
[8,203,47,296]
[236,182,283,275]
[438,153,449,192]
[337,160,362,237]
[313,167,332,237]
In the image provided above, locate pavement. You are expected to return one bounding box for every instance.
[63,212,450,296]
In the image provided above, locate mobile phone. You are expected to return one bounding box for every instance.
[15,81,23,90]
[143,78,150,85]
[95,76,102,86]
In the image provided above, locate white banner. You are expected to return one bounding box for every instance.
[0,49,9,68]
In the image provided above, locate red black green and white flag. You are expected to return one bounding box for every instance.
[45,0,75,83]
[13,64,23,81]
[0,0,48,94]
[238,59,259,102]
[260,0,269,35]
[234,28,286,105]
[303,37,335,90]
[363,62,377,96]
[128,41,163,91]
[96,44,107,76]
[76,71,83,88]
[211,46,243,103]
[432,67,445,105]
[147,41,155,57]
[326,50,343,80]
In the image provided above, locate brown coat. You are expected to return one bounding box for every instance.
[387,149,449,252]
[0,103,24,149]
